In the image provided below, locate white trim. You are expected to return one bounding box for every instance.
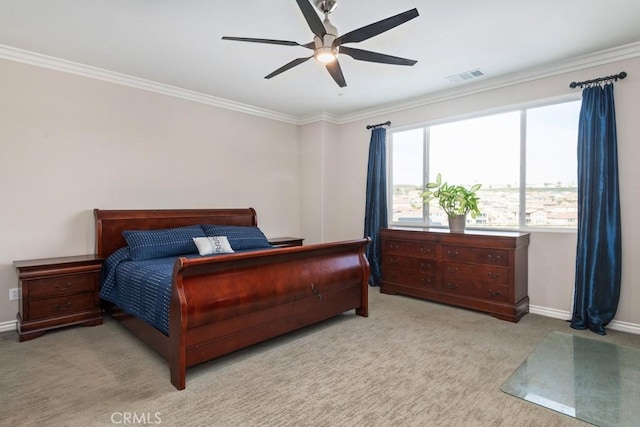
[530,304,571,320]
[0,44,299,125]
[0,320,17,334]
[0,309,637,335]
[1,41,639,125]
[336,41,640,124]
[529,305,640,335]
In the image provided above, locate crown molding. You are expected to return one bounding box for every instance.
[335,41,640,124]
[0,44,299,125]
[2,41,639,126]
[297,111,341,126]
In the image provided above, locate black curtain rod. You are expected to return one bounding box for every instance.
[366,121,391,129]
[570,71,627,89]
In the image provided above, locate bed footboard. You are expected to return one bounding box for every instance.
[169,238,370,390]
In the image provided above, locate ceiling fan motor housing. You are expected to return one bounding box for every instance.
[314,15,338,62]
[315,0,337,14]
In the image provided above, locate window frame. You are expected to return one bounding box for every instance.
[387,94,582,233]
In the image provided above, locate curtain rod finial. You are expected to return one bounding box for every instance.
[366,120,391,130]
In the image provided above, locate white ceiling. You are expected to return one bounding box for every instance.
[1,0,640,119]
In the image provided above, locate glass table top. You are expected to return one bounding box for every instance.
[501,331,640,427]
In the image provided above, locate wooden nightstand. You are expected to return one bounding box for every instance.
[14,254,103,342]
[268,237,304,248]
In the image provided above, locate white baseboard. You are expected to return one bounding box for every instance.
[1,307,637,336]
[529,305,571,321]
[530,304,640,335]
[0,320,17,333]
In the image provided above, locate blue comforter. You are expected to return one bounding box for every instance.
[100,248,204,335]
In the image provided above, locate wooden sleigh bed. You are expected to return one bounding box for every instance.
[94,208,370,390]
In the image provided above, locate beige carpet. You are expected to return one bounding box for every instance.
[1,290,639,427]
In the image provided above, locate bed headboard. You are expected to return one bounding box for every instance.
[94,208,259,258]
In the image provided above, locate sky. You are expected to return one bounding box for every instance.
[391,100,581,187]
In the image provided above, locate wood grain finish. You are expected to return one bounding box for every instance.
[14,255,103,341]
[94,208,369,390]
[380,228,529,322]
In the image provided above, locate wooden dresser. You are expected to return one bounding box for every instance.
[14,255,103,341]
[380,228,529,322]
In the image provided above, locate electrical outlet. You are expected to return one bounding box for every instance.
[9,288,20,301]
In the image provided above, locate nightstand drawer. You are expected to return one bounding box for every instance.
[28,293,96,320]
[15,254,104,341]
[27,273,97,299]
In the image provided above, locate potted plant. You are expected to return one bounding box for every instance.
[421,173,481,233]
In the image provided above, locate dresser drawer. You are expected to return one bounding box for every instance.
[441,278,509,303]
[441,262,509,285]
[383,268,437,290]
[26,273,97,299]
[28,293,97,320]
[383,240,436,258]
[441,245,509,266]
[383,256,436,272]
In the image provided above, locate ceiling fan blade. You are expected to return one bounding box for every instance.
[265,56,313,79]
[222,36,311,49]
[296,0,326,38]
[339,46,417,66]
[326,60,347,88]
[334,8,419,46]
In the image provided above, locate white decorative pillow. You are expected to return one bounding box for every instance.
[192,236,235,255]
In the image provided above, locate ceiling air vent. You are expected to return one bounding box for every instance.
[447,68,486,83]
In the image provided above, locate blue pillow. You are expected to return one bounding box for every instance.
[123,225,206,261]
[201,225,272,250]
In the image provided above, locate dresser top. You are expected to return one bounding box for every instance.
[384,226,529,238]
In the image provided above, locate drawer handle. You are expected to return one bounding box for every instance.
[447,250,459,257]
[487,272,501,280]
[487,254,502,262]
[488,289,502,297]
[55,301,72,311]
[391,272,400,279]
[445,282,458,290]
[447,266,459,273]
[389,244,400,250]
[420,247,432,254]
[420,262,432,269]
[389,258,399,264]
[421,277,433,284]
[56,282,73,291]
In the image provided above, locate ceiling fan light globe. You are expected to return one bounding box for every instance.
[315,47,337,63]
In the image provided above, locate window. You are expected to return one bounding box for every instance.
[389,99,581,230]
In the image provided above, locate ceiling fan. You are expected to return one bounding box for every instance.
[222,0,419,88]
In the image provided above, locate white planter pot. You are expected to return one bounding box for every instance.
[448,214,467,233]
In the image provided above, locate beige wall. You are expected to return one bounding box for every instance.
[328,56,640,328]
[1,54,638,331]
[0,59,301,324]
